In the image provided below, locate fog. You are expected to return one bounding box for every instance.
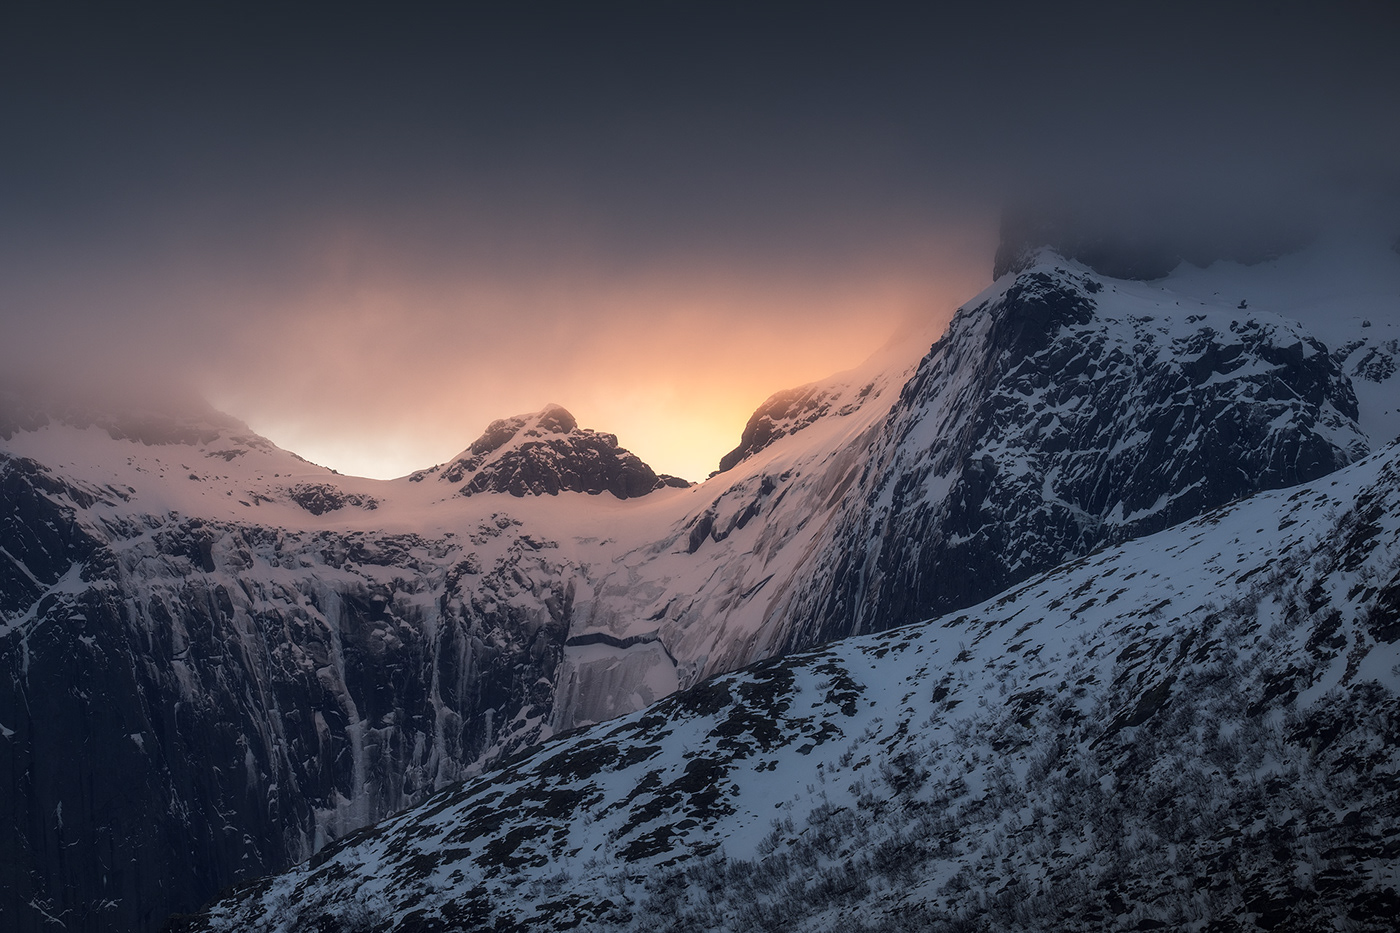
[2,3,1395,478]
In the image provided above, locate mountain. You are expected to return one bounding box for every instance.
[408,404,690,498]
[0,399,689,932]
[172,437,1400,933]
[779,254,1366,648]
[570,240,1384,704]
[3,225,1397,931]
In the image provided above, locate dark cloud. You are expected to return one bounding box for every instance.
[1,1,1395,475]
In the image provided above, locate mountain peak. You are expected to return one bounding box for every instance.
[417,405,688,498]
[467,404,579,458]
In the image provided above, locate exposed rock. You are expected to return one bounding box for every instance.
[461,434,658,499]
[718,384,844,473]
[780,259,1366,650]
[430,406,670,499]
[1336,337,1399,384]
[288,483,380,515]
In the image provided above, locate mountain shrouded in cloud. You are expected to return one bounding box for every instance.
[1,2,1396,478]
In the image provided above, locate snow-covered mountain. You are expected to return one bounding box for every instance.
[173,437,1400,933]
[0,400,696,932]
[407,403,690,498]
[2,225,1397,932]
[570,238,1386,705]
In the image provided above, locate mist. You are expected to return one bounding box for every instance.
[2,2,1395,478]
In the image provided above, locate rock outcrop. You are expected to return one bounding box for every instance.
[412,405,685,498]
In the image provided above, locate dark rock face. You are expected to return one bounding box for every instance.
[780,261,1367,650]
[426,405,676,498]
[719,386,837,473]
[289,483,379,515]
[462,433,661,499]
[0,456,572,933]
[1336,336,1399,385]
[0,458,102,615]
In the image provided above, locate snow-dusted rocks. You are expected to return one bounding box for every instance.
[289,483,380,514]
[716,380,878,474]
[778,256,1368,651]
[0,403,649,932]
[175,440,1400,933]
[411,404,688,498]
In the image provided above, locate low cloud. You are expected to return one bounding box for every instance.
[2,3,1394,476]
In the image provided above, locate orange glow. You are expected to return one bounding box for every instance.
[203,231,993,481]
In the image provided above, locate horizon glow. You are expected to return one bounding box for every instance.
[206,252,985,481]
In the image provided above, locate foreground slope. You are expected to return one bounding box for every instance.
[182,440,1400,932]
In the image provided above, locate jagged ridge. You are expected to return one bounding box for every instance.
[777,257,1366,650]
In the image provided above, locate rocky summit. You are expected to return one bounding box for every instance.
[412,404,688,499]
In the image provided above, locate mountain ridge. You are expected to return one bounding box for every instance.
[410,404,691,498]
[2,228,1397,932]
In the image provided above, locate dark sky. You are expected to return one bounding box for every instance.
[2,2,1397,477]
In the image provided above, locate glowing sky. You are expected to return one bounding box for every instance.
[2,4,1396,479]
[204,249,988,481]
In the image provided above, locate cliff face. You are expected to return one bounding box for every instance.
[0,452,581,932]
[0,403,668,932]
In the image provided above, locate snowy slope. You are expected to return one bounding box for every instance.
[177,439,1400,933]
[552,325,935,730]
